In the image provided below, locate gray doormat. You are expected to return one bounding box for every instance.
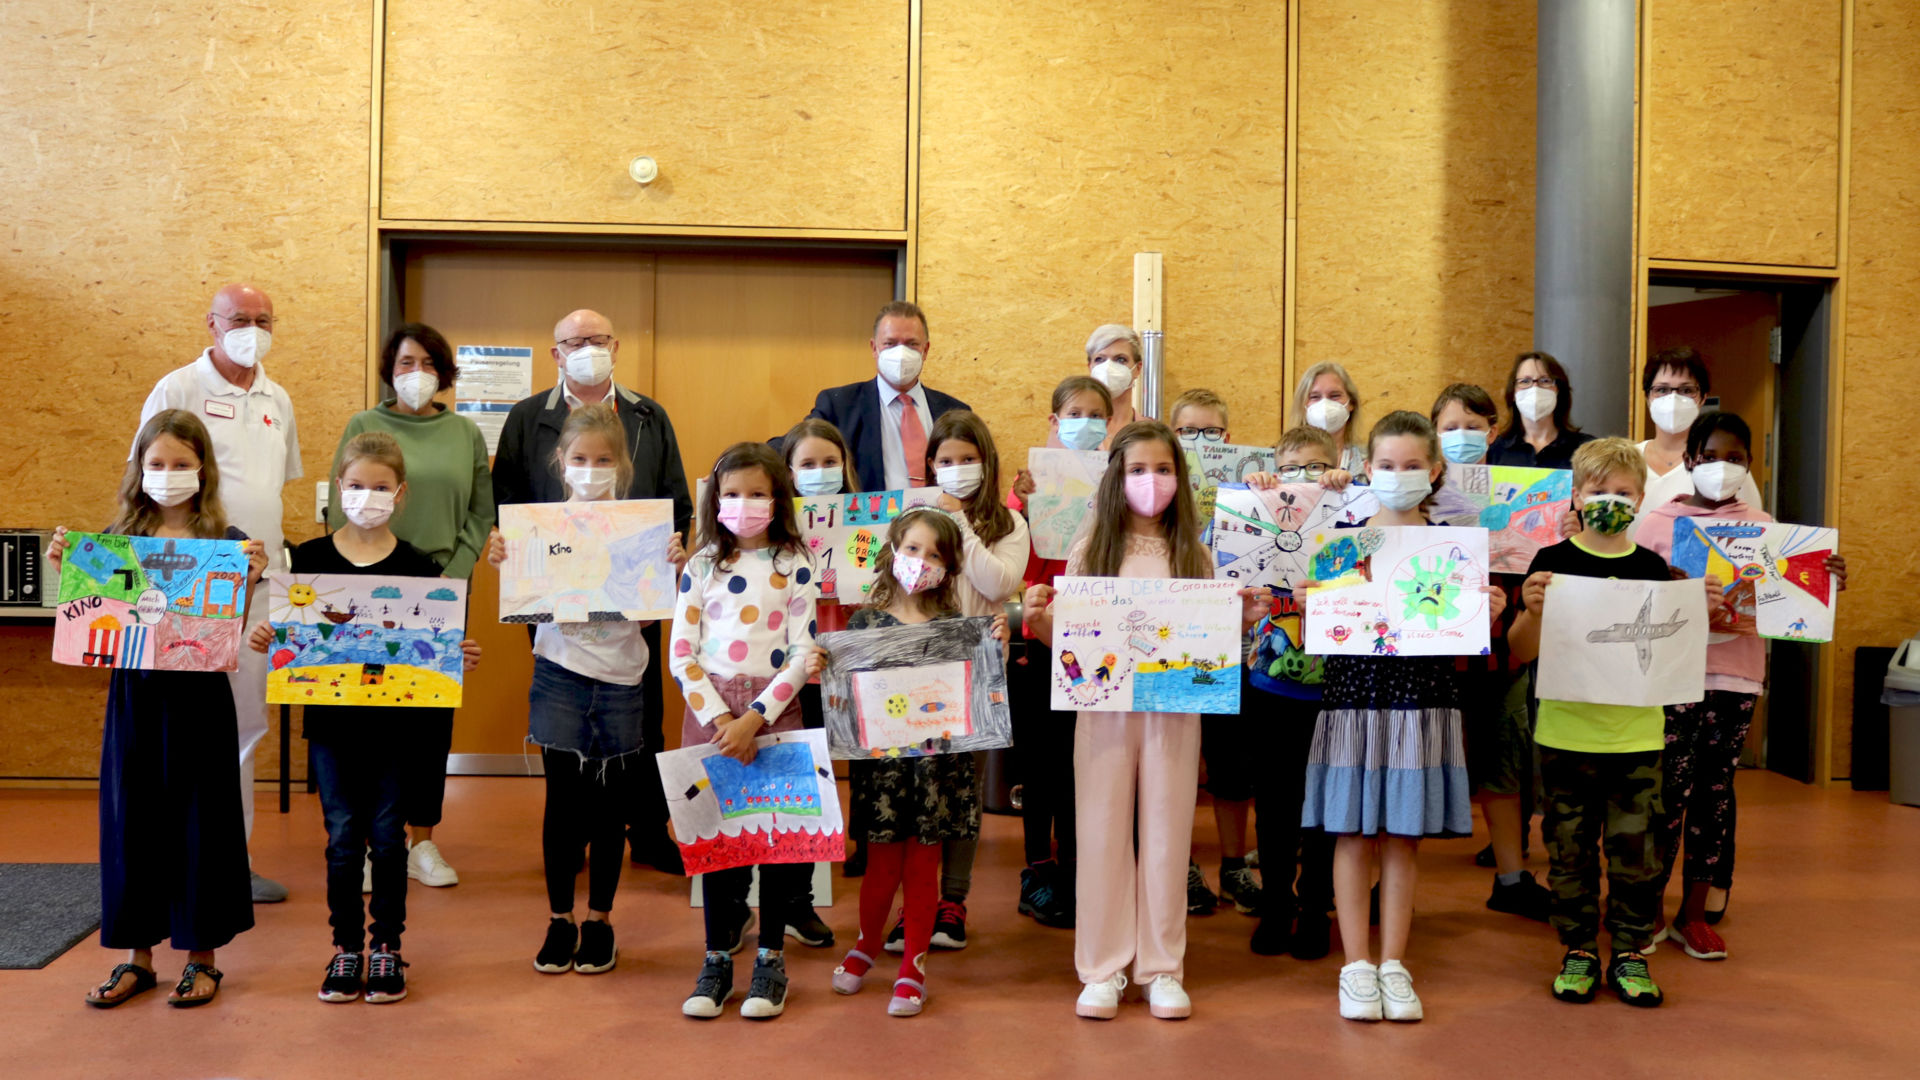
[0,863,100,969]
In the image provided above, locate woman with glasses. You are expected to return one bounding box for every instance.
[1638,347,1763,510]
[1488,351,1595,468]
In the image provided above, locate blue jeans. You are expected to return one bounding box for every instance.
[312,733,408,951]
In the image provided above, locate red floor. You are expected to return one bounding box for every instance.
[4,771,1916,1078]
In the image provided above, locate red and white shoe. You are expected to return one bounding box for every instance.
[1672,918,1728,960]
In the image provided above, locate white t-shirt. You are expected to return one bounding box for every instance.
[137,350,302,570]
[535,620,649,686]
[1636,439,1764,512]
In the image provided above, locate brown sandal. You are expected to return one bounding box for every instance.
[166,962,223,1008]
[85,962,158,1008]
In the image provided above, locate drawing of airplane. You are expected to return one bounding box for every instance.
[1586,592,1689,675]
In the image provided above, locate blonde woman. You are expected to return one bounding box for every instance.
[1287,362,1367,479]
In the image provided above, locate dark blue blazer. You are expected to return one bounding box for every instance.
[804,378,969,490]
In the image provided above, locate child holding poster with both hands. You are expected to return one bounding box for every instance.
[1022,420,1268,1022]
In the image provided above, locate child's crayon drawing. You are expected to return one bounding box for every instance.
[1027,448,1108,559]
[498,499,676,623]
[1049,577,1243,713]
[1669,519,1838,642]
[656,730,845,874]
[1302,527,1493,656]
[265,574,467,707]
[817,616,1011,759]
[52,532,250,672]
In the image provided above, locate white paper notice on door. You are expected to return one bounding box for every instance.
[454,345,534,456]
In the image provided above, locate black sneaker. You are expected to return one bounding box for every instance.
[931,900,968,950]
[1186,861,1218,916]
[1475,839,1531,867]
[882,918,906,954]
[318,950,363,1003]
[1219,866,1264,915]
[785,908,835,948]
[682,953,734,1018]
[574,919,616,974]
[1249,913,1292,957]
[740,953,789,1019]
[1291,909,1333,960]
[534,917,577,974]
[1486,871,1552,922]
[364,945,408,1004]
[716,908,757,956]
[1607,951,1664,1008]
[1018,862,1074,929]
[1552,948,1600,1004]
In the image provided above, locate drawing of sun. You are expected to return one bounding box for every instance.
[1156,625,1172,640]
[271,577,348,626]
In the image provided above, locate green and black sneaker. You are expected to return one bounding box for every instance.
[1552,949,1600,1003]
[1607,950,1664,1008]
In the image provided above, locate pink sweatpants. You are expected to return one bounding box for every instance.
[1073,710,1201,986]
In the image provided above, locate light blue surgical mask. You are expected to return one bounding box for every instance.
[1058,416,1107,451]
[794,465,844,496]
[1440,429,1489,464]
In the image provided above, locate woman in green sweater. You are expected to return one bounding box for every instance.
[327,322,496,889]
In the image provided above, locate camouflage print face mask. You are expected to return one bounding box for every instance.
[1580,495,1637,536]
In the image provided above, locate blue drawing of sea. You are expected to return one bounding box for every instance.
[279,623,466,675]
[703,742,824,819]
[1132,666,1241,713]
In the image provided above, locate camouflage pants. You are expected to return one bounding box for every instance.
[1539,748,1665,952]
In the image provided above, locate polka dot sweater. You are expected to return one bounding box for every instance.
[669,544,820,728]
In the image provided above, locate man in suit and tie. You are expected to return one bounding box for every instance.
[805,301,968,489]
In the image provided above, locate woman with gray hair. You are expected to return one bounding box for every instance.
[1084,324,1143,444]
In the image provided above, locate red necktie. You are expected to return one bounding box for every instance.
[898,397,928,486]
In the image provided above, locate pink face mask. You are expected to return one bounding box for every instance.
[892,553,946,594]
[1124,471,1177,517]
[717,497,774,539]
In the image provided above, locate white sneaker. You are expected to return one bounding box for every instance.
[1146,974,1191,1020]
[407,840,459,887]
[1338,960,1383,1021]
[1075,973,1127,1020]
[1377,959,1423,1021]
[361,855,373,894]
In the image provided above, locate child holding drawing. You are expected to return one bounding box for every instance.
[250,431,482,1005]
[1632,412,1846,961]
[670,442,822,1021]
[484,404,651,976]
[55,409,266,1009]
[1298,410,1506,1023]
[1022,419,1268,1021]
[828,507,1010,1016]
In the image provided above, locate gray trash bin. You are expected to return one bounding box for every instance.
[1885,637,1920,807]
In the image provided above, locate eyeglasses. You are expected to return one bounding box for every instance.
[1647,385,1701,400]
[1514,376,1557,390]
[1176,427,1227,442]
[1277,464,1329,481]
[212,312,275,329]
[557,335,613,349]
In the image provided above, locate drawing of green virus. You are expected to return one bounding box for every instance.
[1396,556,1462,629]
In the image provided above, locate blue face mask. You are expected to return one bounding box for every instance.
[794,465,844,496]
[1058,416,1107,451]
[1440,429,1489,464]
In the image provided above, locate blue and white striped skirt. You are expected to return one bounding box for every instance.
[1301,705,1472,838]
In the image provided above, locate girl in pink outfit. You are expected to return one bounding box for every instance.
[1634,412,1846,962]
[1022,420,1264,1022]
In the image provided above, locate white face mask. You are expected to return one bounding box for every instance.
[222,326,271,369]
[565,465,618,500]
[393,369,439,411]
[1648,394,1700,436]
[1514,386,1557,423]
[1305,398,1350,434]
[877,344,924,389]
[1090,358,1134,396]
[936,462,984,500]
[340,488,396,528]
[142,469,200,508]
[1369,467,1433,511]
[1691,461,1748,502]
[794,465,843,497]
[564,344,615,387]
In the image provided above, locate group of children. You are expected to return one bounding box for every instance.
[61,354,1844,1024]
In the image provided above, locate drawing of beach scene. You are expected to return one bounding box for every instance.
[266,574,467,708]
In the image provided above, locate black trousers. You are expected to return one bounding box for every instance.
[626,621,672,851]
[1253,691,1335,917]
[403,707,455,828]
[543,747,634,914]
[1012,641,1077,866]
[312,733,408,952]
[703,863,810,953]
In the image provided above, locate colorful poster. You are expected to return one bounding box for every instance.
[1027,448,1107,559]
[1535,575,1708,707]
[1669,519,1839,642]
[52,532,250,671]
[657,729,845,874]
[497,500,676,623]
[1210,482,1381,590]
[453,345,533,456]
[265,574,468,707]
[1302,526,1492,656]
[817,615,1012,759]
[795,488,940,603]
[1048,577,1243,713]
[1182,439,1278,541]
[1429,464,1572,575]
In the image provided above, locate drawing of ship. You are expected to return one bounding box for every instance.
[321,601,359,625]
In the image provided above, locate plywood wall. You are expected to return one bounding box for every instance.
[1293,1,1535,427]
[0,1,373,776]
[1835,0,1920,778]
[915,0,1289,455]
[380,0,910,230]
[1645,0,1844,267]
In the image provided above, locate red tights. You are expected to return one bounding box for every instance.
[847,841,939,988]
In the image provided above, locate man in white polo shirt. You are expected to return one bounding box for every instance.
[136,283,302,903]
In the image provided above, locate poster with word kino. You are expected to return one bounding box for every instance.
[1048,577,1243,714]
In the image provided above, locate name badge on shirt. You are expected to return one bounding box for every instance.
[205,400,236,420]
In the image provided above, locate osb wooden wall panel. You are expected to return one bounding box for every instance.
[0,2,372,777]
[1645,0,1843,267]
[916,1,1288,456]
[1294,2,1534,426]
[1835,1,1920,779]
[381,0,908,229]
